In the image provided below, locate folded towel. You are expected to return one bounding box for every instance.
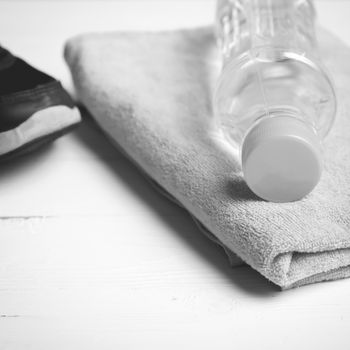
[65,27,350,289]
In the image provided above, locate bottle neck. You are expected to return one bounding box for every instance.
[244,106,318,137]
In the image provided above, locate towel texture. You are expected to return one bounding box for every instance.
[65,27,350,289]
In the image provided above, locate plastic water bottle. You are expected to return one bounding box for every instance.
[214,0,336,202]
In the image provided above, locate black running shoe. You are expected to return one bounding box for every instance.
[0,46,81,161]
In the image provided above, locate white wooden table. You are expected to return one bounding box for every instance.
[0,1,350,349]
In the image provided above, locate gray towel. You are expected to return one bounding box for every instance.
[65,27,350,289]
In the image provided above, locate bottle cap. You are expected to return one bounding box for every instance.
[241,116,322,202]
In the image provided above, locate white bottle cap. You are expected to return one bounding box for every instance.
[241,116,322,202]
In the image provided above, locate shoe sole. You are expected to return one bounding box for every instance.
[0,105,81,162]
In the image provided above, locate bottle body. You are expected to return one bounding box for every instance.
[214,0,336,202]
[215,0,336,149]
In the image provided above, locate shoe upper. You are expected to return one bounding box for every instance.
[0,46,75,132]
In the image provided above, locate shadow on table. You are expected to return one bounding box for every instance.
[72,108,279,297]
[0,140,55,177]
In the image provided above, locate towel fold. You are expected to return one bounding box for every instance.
[65,27,350,289]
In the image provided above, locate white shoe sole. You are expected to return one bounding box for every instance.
[0,105,81,157]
